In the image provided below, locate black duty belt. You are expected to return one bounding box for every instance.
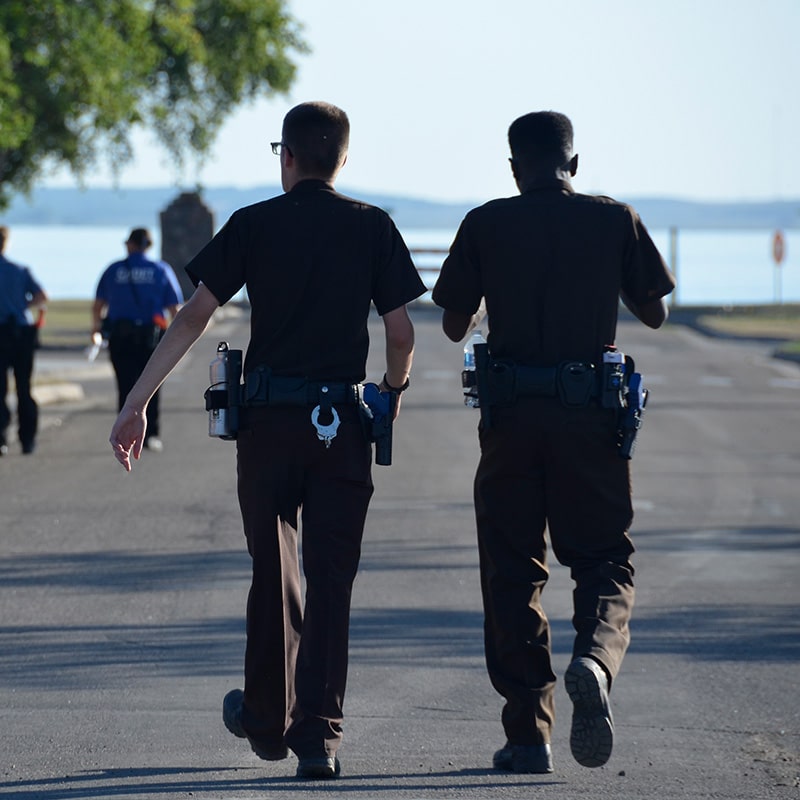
[514,365,559,396]
[486,361,599,408]
[243,368,359,408]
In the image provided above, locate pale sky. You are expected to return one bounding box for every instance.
[44,0,800,204]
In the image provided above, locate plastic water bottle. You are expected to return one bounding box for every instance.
[85,331,104,362]
[462,329,485,407]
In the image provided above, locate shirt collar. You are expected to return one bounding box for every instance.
[289,178,336,194]
[521,177,575,194]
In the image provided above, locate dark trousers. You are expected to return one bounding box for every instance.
[236,404,373,758]
[474,396,635,745]
[108,334,160,437]
[0,327,38,448]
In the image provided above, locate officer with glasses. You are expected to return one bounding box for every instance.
[108,101,425,780]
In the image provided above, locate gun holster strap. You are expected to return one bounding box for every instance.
[243,368,359,407]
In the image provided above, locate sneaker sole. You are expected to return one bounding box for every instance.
[565,659,614,768]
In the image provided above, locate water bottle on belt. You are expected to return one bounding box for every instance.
[207,341,241,439]
[462,329,485,407]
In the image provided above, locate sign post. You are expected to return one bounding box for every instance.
[772,230,785,304]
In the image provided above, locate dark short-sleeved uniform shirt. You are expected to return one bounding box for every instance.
[95,253,183,323]
[432,179,675,366]
[186,180,426,382]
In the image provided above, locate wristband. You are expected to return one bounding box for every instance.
[382,373,410,394]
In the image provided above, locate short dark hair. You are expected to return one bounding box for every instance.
[508,111,574,168]
[282,101,350,177]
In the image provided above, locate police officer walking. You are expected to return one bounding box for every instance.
[0,225,48,456]
[92,228,183,452]
[432,111,675,775]
[108,102,425,780]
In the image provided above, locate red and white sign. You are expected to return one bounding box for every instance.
[772,230,785,265]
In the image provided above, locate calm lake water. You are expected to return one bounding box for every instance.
[4,224,798,307]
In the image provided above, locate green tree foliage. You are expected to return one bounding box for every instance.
[0,0,307,209]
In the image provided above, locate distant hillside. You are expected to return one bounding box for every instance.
[3,185,799,231]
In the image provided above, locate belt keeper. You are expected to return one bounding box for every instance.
[204,388,228,411]
[317,384,333,417]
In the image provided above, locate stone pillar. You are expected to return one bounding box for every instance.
[159,191,215,300]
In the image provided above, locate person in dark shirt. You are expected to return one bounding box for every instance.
[0,225,48,456]
[108,101,425,780]
[433,111,675,775]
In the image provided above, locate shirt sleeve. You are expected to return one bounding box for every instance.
[23,269,44,299]
[371,211,427,315]
[95,266,111,302]
[184,214,246,305]
[620,209,676,305]
[431,213,483,315]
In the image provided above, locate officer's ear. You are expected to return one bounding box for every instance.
[508,157,520,182]
[568,153,579,177]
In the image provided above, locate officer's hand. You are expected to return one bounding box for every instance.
[109,405,147,472]
[378,380,403,420]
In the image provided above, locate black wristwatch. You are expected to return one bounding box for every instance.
[381,373,410,394]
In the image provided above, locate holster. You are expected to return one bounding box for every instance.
[358,383,395,466]
[474,342,492,428]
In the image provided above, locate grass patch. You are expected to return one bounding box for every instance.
[696,314,800,339]
[777,340,800,355]
[676,303,800,340]
[39,299,93,349]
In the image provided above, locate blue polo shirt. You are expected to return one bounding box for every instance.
[95,253,183,323]
[0,255,44,326]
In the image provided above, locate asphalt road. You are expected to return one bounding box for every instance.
[1,308,798,799]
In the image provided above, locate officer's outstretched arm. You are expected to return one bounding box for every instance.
[109,284,220,471]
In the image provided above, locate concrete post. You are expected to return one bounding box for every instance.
[668,226,679,307]
[159,191,214,300]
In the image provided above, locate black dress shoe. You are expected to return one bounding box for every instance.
[565,656,614,768]
[493,742,553,774]
[222,689,288,761]
[296,756,341,780]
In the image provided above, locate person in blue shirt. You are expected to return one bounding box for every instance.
[0,225,49,456]
[92,228,182,452]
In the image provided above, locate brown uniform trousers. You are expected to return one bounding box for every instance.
[235,403,373,758]
[474,395,635,745]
